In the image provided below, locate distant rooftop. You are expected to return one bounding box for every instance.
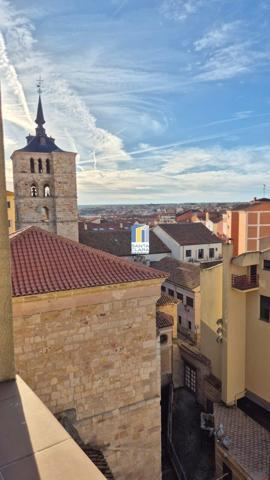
[79,228,171,256]
[156,223,221,245]
[152,257,200,290]
[10,227,167,297]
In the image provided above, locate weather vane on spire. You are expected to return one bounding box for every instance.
[36,76,43,95]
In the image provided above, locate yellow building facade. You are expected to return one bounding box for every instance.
[199,244,270,479]
[6,190,15,234]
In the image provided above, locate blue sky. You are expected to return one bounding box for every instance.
[1,0,270,204]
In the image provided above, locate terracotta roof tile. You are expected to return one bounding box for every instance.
[156,294,179,306]
[156,312,173,329]
[151,257,200,290]
[10,227,167,297]
[214,404,270,478]
[157,223,221,245]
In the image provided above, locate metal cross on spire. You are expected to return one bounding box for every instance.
[36,76,43,95]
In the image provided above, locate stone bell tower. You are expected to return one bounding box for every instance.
[11,91,78,242]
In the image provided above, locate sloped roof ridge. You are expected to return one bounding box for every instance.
[10,226,168,281]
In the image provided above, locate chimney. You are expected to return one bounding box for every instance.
[0,88,15,381]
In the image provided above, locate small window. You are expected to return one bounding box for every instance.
[161,285,166,292]
[8,220,11,227]
[30,158,35,173]
[160,334,168,345]
[209,247,215,258]
[168,289,174,297]
[186,297,194,308]
[178,315,182,324]
[44,185,51,197]
[264,260,270,271]
[260,295,270,322]
[177,292,183,301]
[186,249,192,257]
[198,248,204,259]
[46,159,50,174]
[30,184,38,197]
[41,206,49,222]
[188,321,192,330]
[6,201,10,209]
[38,159,43,173]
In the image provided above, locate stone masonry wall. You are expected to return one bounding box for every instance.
[11,150,78,242]
[12,281,162,479]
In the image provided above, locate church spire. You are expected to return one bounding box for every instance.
[35,77,46,136]
[35,95,45,127]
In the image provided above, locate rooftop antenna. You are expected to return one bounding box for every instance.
[36,76,43,95]
[263,184,266,197]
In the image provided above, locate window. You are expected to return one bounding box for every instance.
[260,295,270,322]
[161,285,166,292]
[38,159,43,173]
[264,260,270,271]
[188,321,192,330]
[178,315,182,324]
[41,206,49,222]
[44,184,51,197]
[160,334,168,345]
[198,248,204,259]
[46,159,50,174]
[168,289,174,297]
[186,296,194,308]
[177,292,183,301]
[186,249,192,257]
[30,184,38,197]
[184,362,197,394]
[6,201,10,209]
[8,220,11,227]
[30,158,35,173]
[209,247,215,258]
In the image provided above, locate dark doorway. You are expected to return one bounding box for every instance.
[206,398,213,414]
[223,463,232,479]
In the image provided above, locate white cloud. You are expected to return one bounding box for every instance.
[76,144,270,203]
[194,22,240,51]
[160,0,203,21]
[0,0,131,174]
[196,43,269,81]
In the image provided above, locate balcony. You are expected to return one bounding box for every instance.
[232,273,259,291]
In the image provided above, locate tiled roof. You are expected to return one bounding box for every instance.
[10,227,167,297]
[16,135,63,153]
[156,312,173,329]
[214,403,270,479]
[79,229,171,256]
[151,257,200,290]
[83,447,114,480]
[156,294,179,306]
[57,413,114,479]
[157,222,221,245]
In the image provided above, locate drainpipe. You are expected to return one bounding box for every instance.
[0,87,15,381]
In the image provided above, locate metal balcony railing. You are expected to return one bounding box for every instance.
[232,274,259,290]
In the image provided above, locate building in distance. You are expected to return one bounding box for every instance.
[154,222,222,263]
